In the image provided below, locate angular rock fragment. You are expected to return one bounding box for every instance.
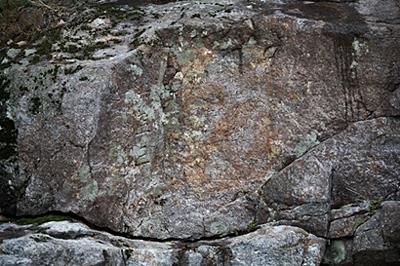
[261,117,400,237]
[353,201,400,266]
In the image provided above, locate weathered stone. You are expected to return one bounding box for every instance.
[3,0,399,241]
[329,214,369,239]
[0,0,400,264]
[89,18,112,30]
[328,202,370,239]
[330,202,370,221]
[0,221,325,266]
[323,239,353,266]
[353,201,400,266]
[261,117,400,237]
[6,49,21,60]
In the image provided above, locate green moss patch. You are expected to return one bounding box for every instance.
[36,28,62,56]
[369,198,383,211]
[0,213,69,225]
[83,42,111,56]
[29,96,42,115]
[31,234,51,242]
[64,65,83,75]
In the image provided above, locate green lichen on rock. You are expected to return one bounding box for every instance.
[124,89,156,121]
[1,1,399,261]
[323,240,346,265]
[163,99,181,134]
[124,81,170,124]
[74,163,98,201]
[13,214,68,225]
[129,64,143,77]
[108,144,126,163]
[62,180,72,195]
[210,221,229,235]
[264,169,277,182]
[80,179,98,202]
[129,145,150,164]
[173,46,195,66]
[294,130,320,157]
[77,164,91,182]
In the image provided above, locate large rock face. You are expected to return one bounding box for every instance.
[0,0,399,265]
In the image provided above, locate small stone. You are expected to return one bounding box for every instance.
[190,30,197,38]
[1,58,9,64]
[6,48,21,59]
[24,49,36,57]
[89,18,112,30]
[16,41,27,47]
[56,19,66,28]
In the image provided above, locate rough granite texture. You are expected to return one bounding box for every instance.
[0,0,399,265]
[0,221,325,265]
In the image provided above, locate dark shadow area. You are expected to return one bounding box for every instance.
[101,0,181,7]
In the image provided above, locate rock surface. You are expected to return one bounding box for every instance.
[0,0,399,265]
[0,221,325,266]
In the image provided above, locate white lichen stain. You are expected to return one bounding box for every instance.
[350,38,369,78]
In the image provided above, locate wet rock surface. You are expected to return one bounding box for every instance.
[0,0,399,265]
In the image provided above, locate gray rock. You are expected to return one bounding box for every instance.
[6,49,21,60]
[353,201,400,265]
[89,18,112,30]
[227,225,325,266]
[323,239,353,266]
[0,221,325,266]
[329,213,369,239]
[0,0,399,264]
[3,0,399,241]
[261,117,400,237]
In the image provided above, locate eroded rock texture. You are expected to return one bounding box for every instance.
[0,0,399,265]
[0,221,325,265]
